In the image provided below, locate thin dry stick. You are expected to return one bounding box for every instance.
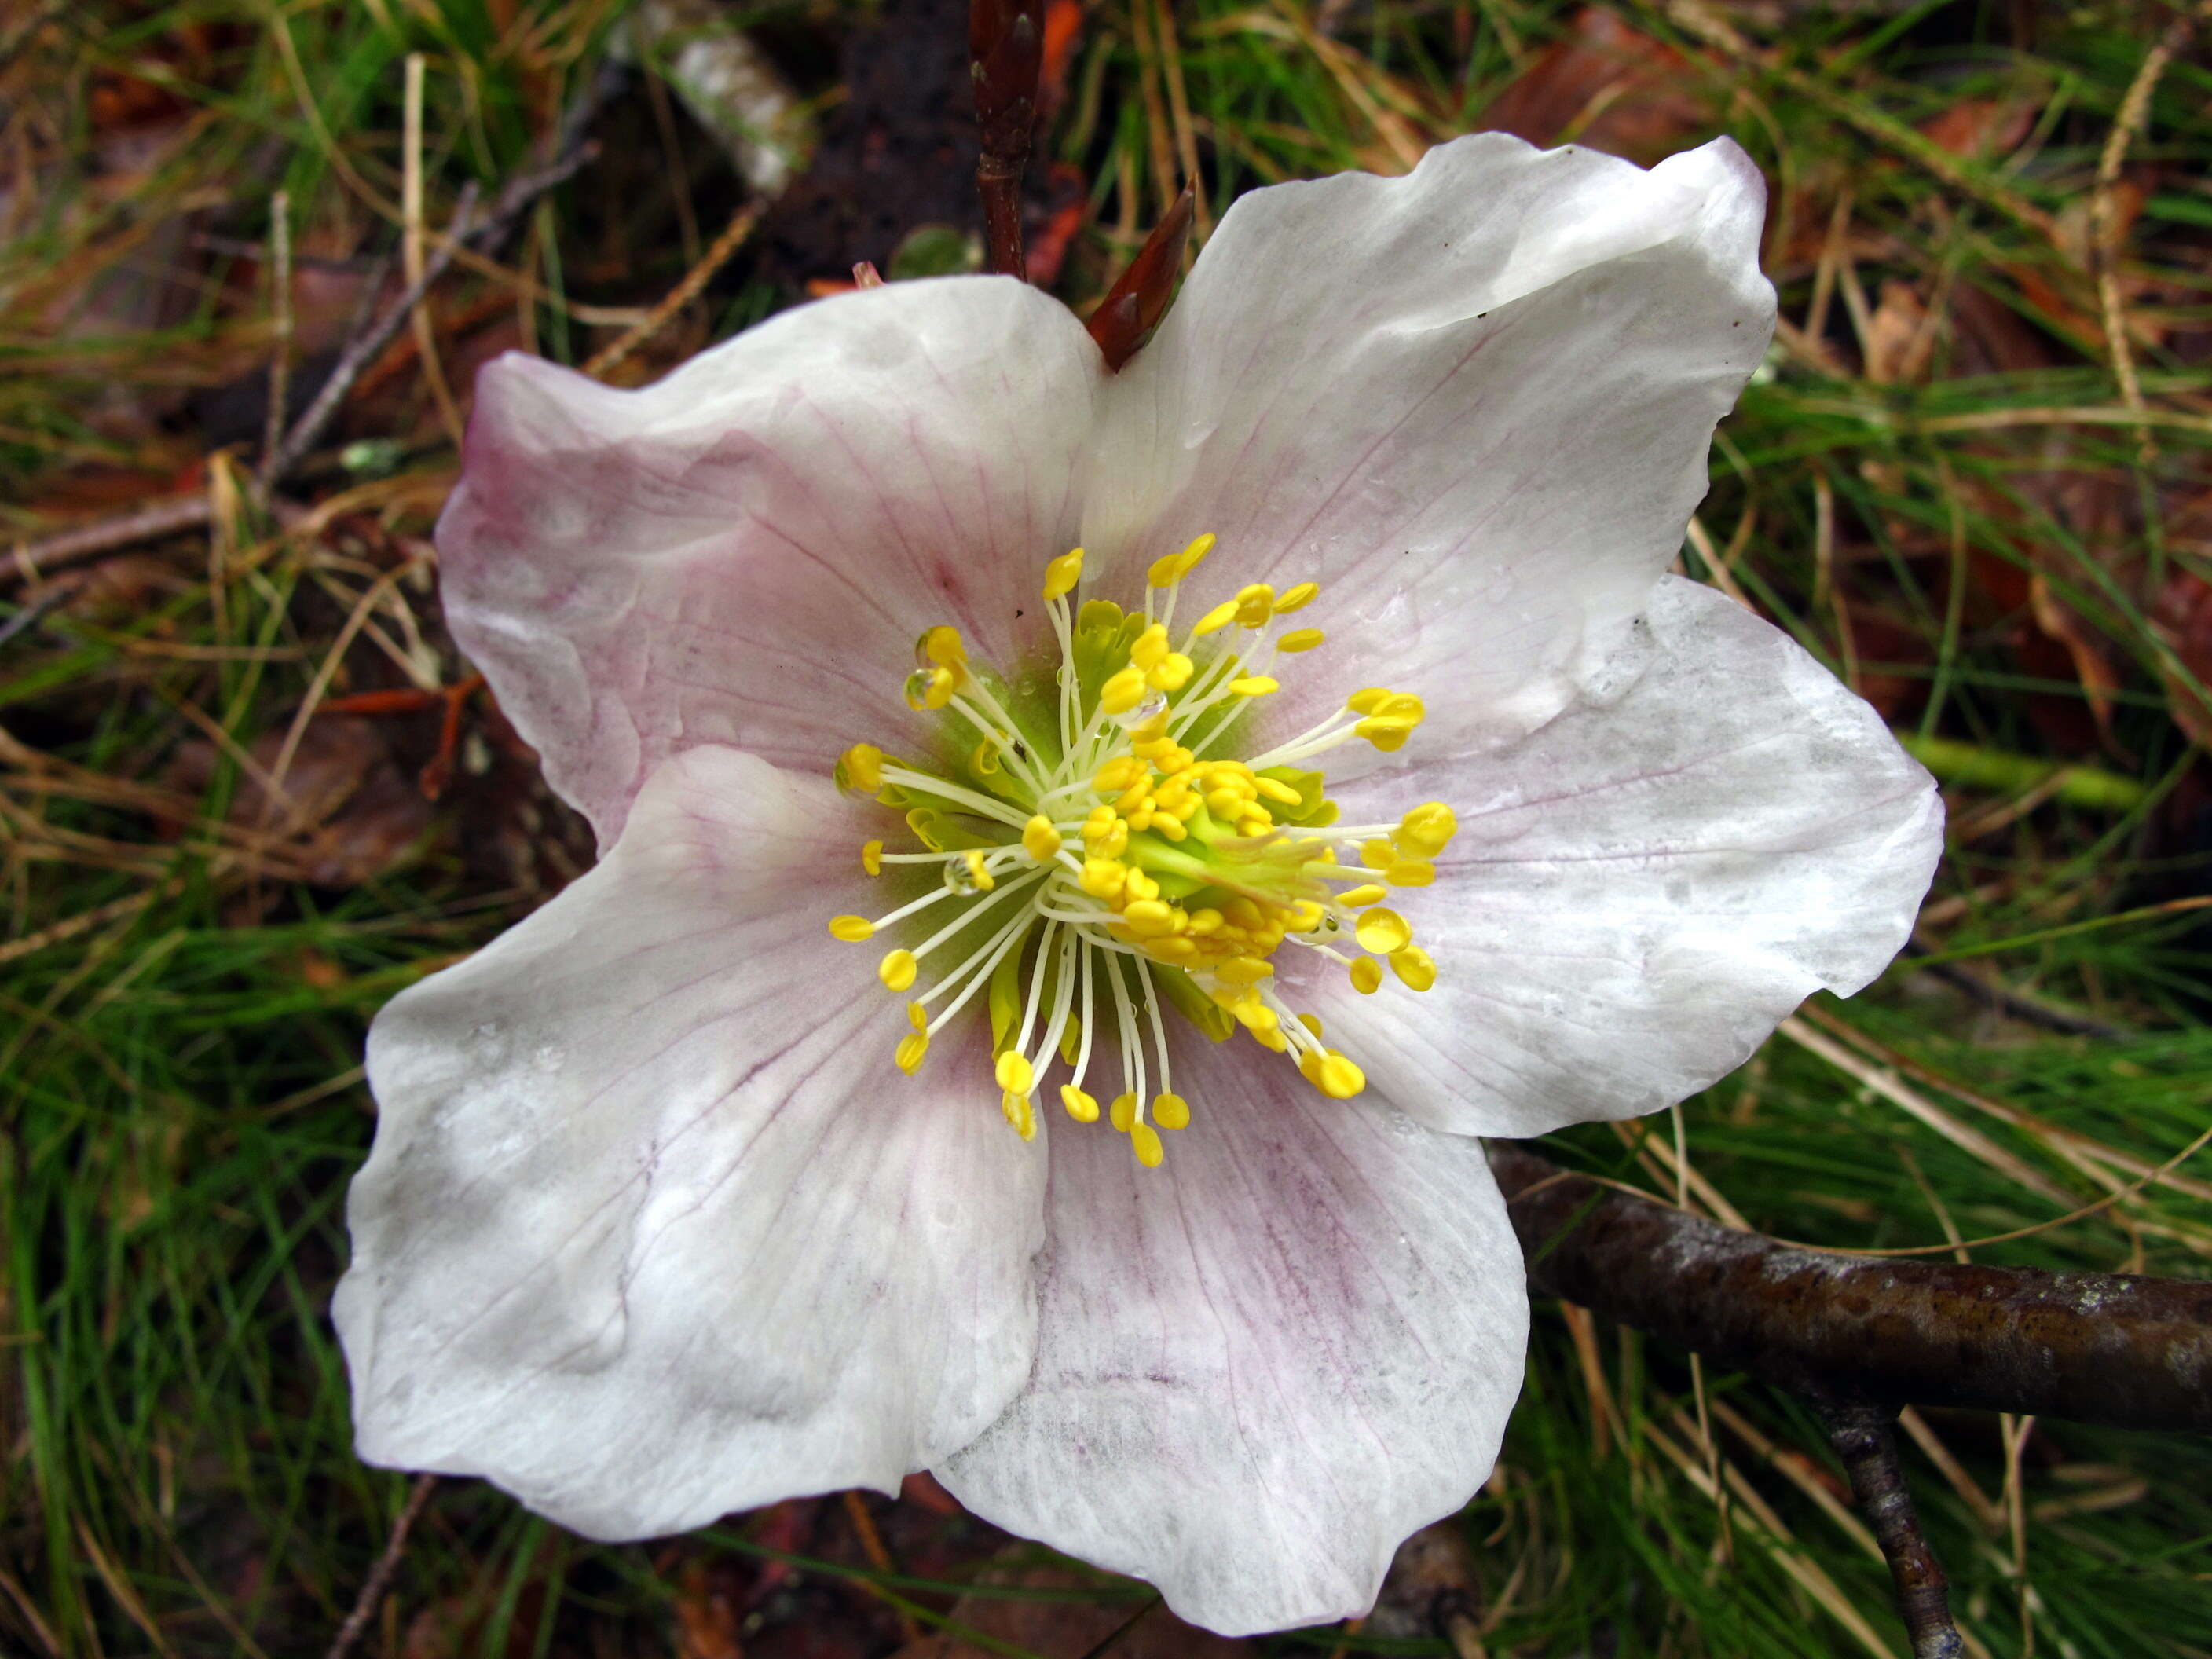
[403,55,467,450]
[264,190,293,471]
[324,1474,439,1659]
[2094,14,2189,464]
[581,203,764,380]
[4,79,611,591]
[839,1492,921,1643]
[258,182,481,489]
[1816,1404,1964,1659]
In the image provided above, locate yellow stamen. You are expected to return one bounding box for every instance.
[1335,883,1387,908]
[1061,1085,1101,1122]
[1108,1093,1137,1133]
[1273,582,1320,613]
[1350,957,1382,994]
[1386,861,1436,887]
[1022,815,1064,862]
[1152,1093,1191,1130]
[1278,628,1325,653]
[829,914,874,942]
[1390,947,1437,992]
[996,1052,1035,1094]
[1354,908,1412,954]
[896,1033,928,1073]
[1043,547,1085,600]
[879,950,917,991]
[1100,665,1148,715]
[1130,1121,1165,1166]
[862,840,883,876]
[1228,676,1280,696]
[838,743,884,793]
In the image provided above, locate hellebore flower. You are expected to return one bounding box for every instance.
[335,134,1942,1634]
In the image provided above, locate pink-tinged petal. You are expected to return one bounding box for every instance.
[438,276,1102,848]
[1082,135,1773,780]
[334,746,1046,1540]
[936,1035,1527,1635]
[1306,577,1943,1139]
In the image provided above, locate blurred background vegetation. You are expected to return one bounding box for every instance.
[3,0,2210,1654]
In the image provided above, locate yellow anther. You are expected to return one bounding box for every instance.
[1335,883,1387,908]
[1277,628,1325,653]
[829,914,875,942]
[1079,857,1126,899]
[905,665,958,711]
[1387,860,1436,888]
[1354,907,1412,954]
[1002,1090,1037,1140]
[1122,899,1179,936]
[1357,717,1417,753]
[917,624,968,668]
[838,743,885,793]
[1188,907,1224,936]
[1022,815,1064,862]
[963,848,996,892]
[862,840,884,876]
[1146,935,1199,963]
[1100,665,1148,715]
[1146,653,1195,692]
[1061,1085,1100,1122]
[1228,676,1280,696]
[1130,1121,1166,1167]
[972,734,1002,775]
[1109,1092,1137,1133]
[1252,1024,1289,1052]
[1273,582,1320,613]
[1233,584,1276,627]
[896,1033,928,1074]
[1316,1052,1366,1099]
[1346,687,1393,714]
[909,1002,928,1031]
[1216,956,1274,987]
[1361,839,1397,870]
[1130,623,1170,669]
[1298,1013,1324,1039]
[1391,947,1437,992]
[995,1052,1035,1094]
[1287,899,1326,932]
[1254,776,1304,806]
[879,950,918,991]
[1152,1093,1191,1130]
[1043,548,1085,601]
[1350,957,1383,994]
[1397,803,1459,856]
[1094,756,1146,792]
[1123,868,1161,903]
[1192,599,1240,635]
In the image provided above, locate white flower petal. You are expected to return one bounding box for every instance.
[937,1035,1528,1636]
[335,746,1046,1540]
[1082,134,1773,778]
[1309,577,1943,1139]
[438,277,1102,848]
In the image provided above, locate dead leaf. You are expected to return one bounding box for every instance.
[1480,8,1713,163]
[1917,99,2034,160]
[1862,277,1936,384]
[2153,573,2212,749]
[892,1555,1254,1659]
[163,719,432,887]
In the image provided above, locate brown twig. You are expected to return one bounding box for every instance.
[1489,1143,2212,1432]
[324,1473,439,1659]
[971,0,1045,278]
[4,64,618,594]
[582,202,764,380]
[1815,1404,1964,1659]
[1086,181,1194,372]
